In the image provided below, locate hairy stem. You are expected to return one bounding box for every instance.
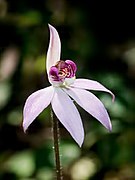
[51,110,62,180]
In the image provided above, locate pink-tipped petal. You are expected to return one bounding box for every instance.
[23,86,54,132]
[64,87,112,131]
[51,88,84,147]
[72,79,115,102]
[46,24,61,75]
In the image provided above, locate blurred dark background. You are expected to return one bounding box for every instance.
[1,0,135,179]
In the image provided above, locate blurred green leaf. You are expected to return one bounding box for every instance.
[6,151,35,178]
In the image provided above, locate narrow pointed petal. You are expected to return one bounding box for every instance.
[64,87,112,131]
[23,86,54,132]
[71,79,115,101]
[46,24,61,75]
[51,88,84,147]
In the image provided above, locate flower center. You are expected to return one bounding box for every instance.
[49,60,77,86]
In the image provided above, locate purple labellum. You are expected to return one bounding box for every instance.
[65,60,77,76]
[49,60,77,84]
[49,66,60,82]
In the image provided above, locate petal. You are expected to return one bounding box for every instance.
[46,24,61,75]
[64,87,112,131]
[51,88,84,147]
[65,60,77,76]
[49,66,60,81]
[71,78,115,101]
[23,86,54,132]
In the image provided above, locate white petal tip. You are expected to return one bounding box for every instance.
[48,24,52,28]
[48,24,56,31]
[111,93,115,103]
[22,122,28,133]
[78,142,83,147]
[23,127,27,133]
[75,136,84,148]
[107,124,112,132]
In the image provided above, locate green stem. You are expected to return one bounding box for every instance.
[51,110,62,180]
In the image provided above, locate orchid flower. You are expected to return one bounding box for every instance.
[23,24,114,147]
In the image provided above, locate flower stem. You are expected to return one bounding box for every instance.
[51,110,62,180]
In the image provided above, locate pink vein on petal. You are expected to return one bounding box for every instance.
[46,24,61,75]
[51,88,84,147]
[71,78,115,102]
[23,86,54,132]
[64,87,112,131]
